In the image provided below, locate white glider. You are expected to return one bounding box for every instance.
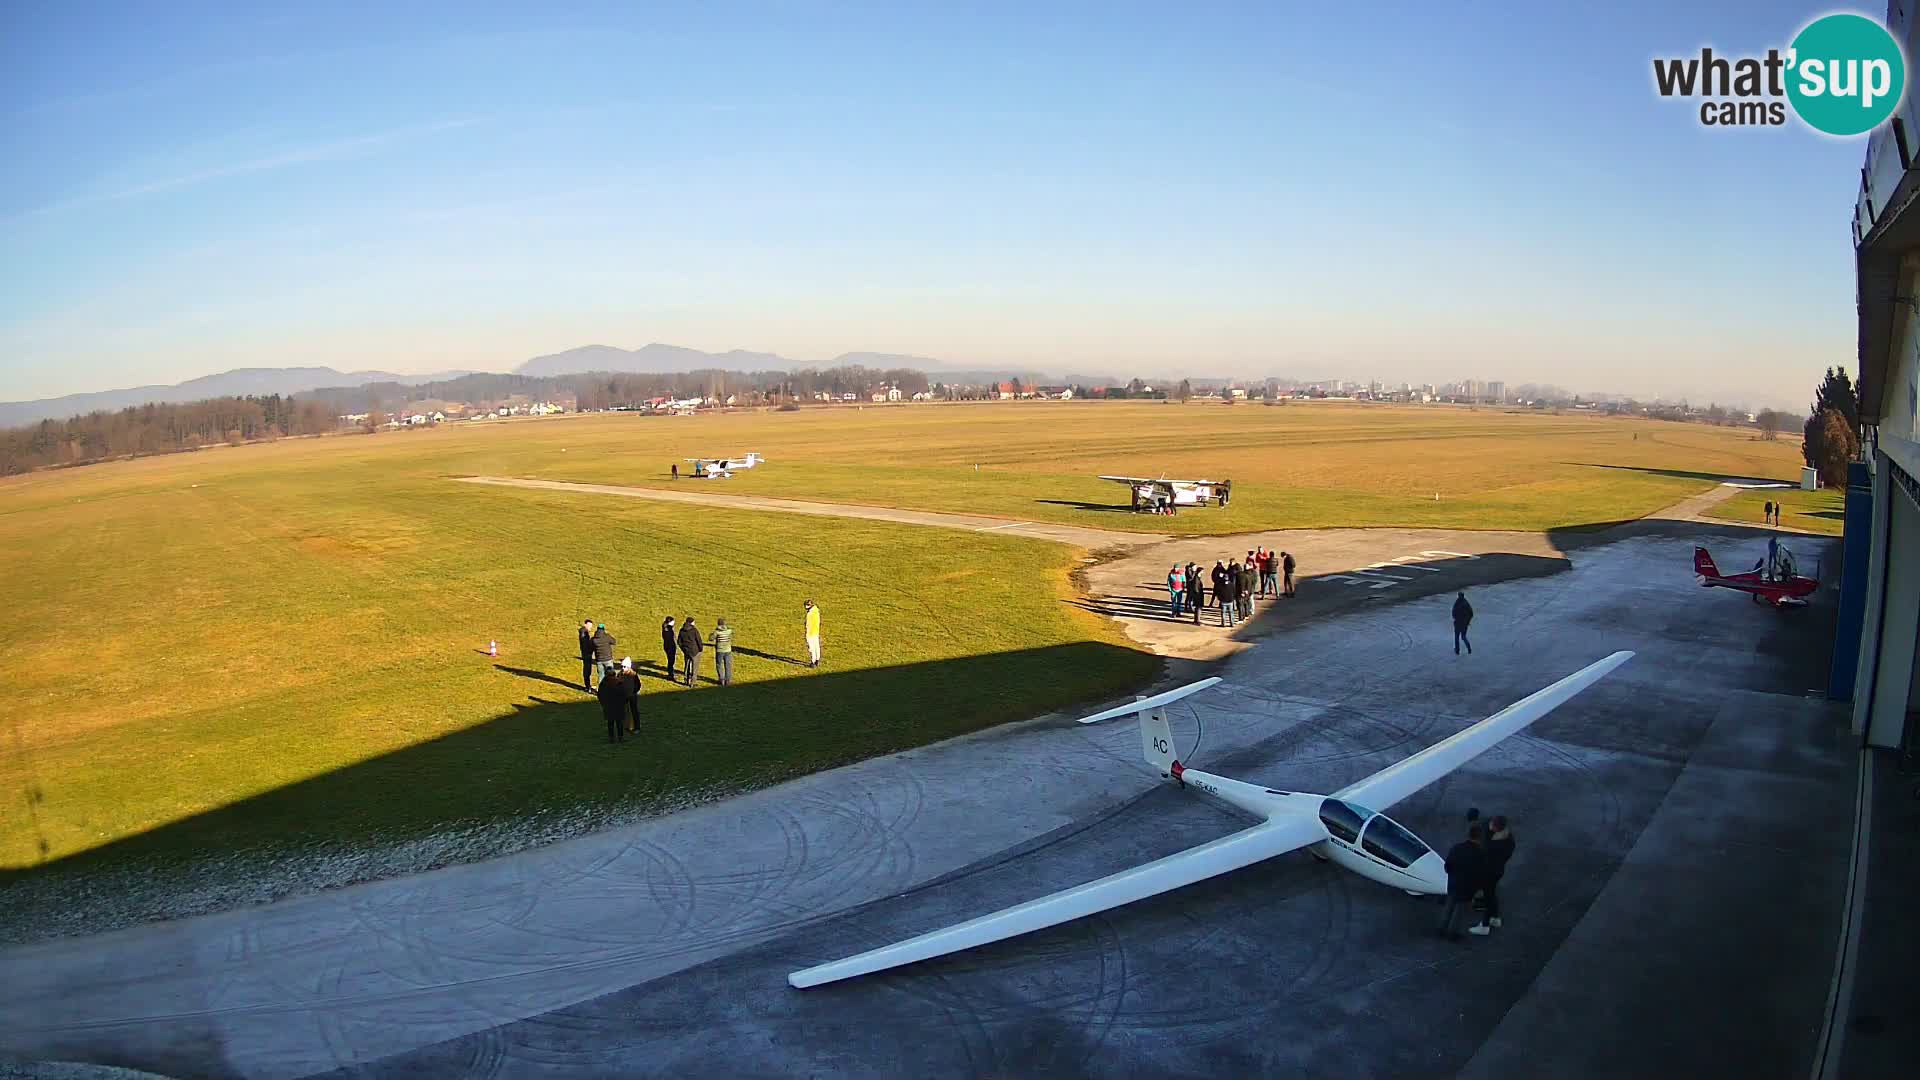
[788,651,1632,988]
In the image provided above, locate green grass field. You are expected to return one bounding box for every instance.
[0,400,1808,934]
[1705,485,1846,535]
[474,400,1802,533]
[0,434,1150,890]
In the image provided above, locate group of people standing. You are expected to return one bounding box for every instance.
[1439,812,1517,940]
[1761,499,1784,526]
[575,600,824,743]
[1166,547,1296,625]
[659,615,734,688]
[579,621,645,744]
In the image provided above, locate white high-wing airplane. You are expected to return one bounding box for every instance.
[789,651,1631,988]
[684,453,763,478]
[1097,474,1231,511]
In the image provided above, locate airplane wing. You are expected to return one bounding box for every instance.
[789,814,1324,988]
[1332,651,1632,813]
[1098,475,1153,485]
[1075,677,1222,725]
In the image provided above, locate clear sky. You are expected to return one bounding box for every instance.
[0,1,1874,410]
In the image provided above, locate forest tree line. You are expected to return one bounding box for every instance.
[0,366,947,473]
[0,394,340,474]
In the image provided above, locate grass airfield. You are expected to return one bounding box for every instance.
[1706,483,1846,535]
[0,428,1148,937]
[483,399,1800,533]
[0,400,1806,939]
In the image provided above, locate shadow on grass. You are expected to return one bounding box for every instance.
[495,664,587,692]
[1033,498,1141,514]
[1560,462,1793,487]
[735,646,804,665]
[1,641,1159,943]
[1544,515,1837,548]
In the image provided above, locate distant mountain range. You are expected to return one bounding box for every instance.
[515,344,794,377]
[3,344,1118,426]
[0,367,474,427]
[515,343,1115,391]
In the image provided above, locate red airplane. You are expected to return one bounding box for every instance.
[1694,542,1819,607]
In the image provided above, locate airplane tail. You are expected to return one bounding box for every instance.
[1140,706,1177,775]
[1073,677,1221,777]
[1693,547,1719,578]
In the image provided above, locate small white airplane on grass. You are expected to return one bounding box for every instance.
[789,650,1632,988]
[685,453,763,478]
[1097,474,1232,512]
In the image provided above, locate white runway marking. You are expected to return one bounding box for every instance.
[1327,574,1396,589]
[1327,549,1484,588]
[1385,558,1443,572]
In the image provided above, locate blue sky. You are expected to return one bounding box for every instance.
[0,1,1874,409]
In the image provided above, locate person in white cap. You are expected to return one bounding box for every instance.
[597,658,636,744]
[619,657,642,734]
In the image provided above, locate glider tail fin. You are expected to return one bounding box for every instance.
[1693,546,1719,578]
[1140,705,1177,776]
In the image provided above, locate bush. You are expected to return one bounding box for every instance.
[776,402,801,412]
[1803,407,1857,487]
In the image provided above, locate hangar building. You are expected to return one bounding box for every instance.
[1851,10,1920,754]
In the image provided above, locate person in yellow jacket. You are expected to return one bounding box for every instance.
[804,599,822,668]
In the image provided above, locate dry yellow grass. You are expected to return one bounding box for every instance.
[454,399,1805,533]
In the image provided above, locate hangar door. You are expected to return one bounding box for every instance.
[1867,476,1920,751]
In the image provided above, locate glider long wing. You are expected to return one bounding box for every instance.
[1333,650,1633,813]
[788,814,1325,988]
